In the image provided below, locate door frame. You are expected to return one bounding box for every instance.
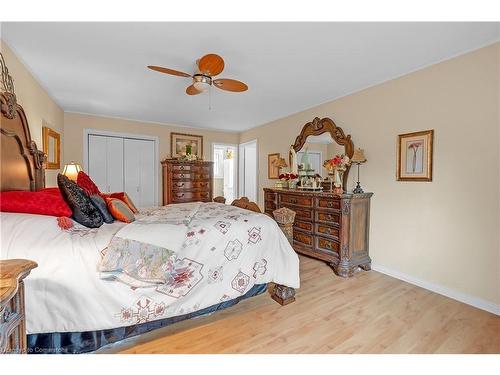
[211,142,239,203]
[83,128,160,206]
[238,139,259,204]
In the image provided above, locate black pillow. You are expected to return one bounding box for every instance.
[57,174,103,228]
[89,194,114,224]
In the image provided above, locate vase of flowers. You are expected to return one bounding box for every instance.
[323,154,351,193]
[278,172,298,189]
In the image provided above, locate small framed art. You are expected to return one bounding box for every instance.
[268,153,280,179]
[171,132,203,159]
[397,130,434,182]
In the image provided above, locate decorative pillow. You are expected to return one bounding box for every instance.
[76,171,101,196]
[39,187,62,196]
[106,198,135,223]
[90,194,114,224]
[103,192,138,213]
[57,174,103,228]
[0,190,72,217]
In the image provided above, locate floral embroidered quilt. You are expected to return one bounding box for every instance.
[0,203,299,334]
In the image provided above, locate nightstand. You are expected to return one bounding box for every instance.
[0,259,37,354]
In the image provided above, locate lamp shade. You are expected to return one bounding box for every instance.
[274,157,288,168]
[351,148,367,163]
[62,161,82,181]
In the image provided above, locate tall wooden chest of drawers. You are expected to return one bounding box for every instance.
[264,188,373,277]
[162,160,214,205]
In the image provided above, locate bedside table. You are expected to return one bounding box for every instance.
[0,259,37,354]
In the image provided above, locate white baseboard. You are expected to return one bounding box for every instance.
[371,263,500,316]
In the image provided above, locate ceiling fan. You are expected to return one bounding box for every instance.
[148,53,248,95]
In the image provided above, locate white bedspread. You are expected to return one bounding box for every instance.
[0,202,299,334]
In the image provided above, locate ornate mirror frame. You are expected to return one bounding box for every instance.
[292,117,354,191]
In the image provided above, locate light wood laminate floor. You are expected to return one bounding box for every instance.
[102,256,500,354]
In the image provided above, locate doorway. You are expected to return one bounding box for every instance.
[238,139,258,203]
[212,143,238,203]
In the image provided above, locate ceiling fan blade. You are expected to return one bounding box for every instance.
[147,65,192,78]
[213,78,248,92]
[186,84,202,95]
[198,54,225,76]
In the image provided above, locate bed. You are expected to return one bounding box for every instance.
[0,75,299,353]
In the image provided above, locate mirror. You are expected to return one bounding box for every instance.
[42,125,61,169]
[290,117,354,191]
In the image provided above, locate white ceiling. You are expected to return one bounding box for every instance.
[2,22,499,132]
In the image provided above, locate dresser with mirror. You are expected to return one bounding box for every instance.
[264,117,373,277]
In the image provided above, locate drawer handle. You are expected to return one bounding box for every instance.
[176,193,184,198]
[326,228,332,235]
[180,174,184,178]
[180,166,184,170]
[326,215,332,220]
[327,202,333,208]
[325,242,332,250]
[177,183,184,187]
[290,198,297,204]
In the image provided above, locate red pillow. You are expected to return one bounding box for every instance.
[76,171,101,196]
[40,187,62,196]
[0,190,72,217]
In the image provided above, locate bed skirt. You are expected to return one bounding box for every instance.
[27,283,268,354]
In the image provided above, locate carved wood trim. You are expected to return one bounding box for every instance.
[230,197,261,213]
[292,117,354,191]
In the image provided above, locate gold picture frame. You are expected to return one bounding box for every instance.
[170,132,203,159]
[397,130,433,182]
[268,153,280,179]
[42,126,61,169]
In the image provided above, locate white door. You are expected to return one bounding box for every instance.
[239,140,258,202]
[124,138,155,207]
[88,135,124,193]
[88,135,107,191]
[107,137,124,193]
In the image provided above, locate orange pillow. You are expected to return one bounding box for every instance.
[102,192,138,213]
[106,198,135,223]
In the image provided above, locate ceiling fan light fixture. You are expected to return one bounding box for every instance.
[193,74,212,92]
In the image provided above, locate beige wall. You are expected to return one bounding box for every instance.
[1,41,64,186]
[241,43,500,308]
[63,112,239,202]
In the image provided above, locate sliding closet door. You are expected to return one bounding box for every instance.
[106,137,124,193]
[88,135,108,192]
[124,138,155,207]
[87,135,124,193]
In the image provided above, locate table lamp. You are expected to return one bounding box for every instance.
[351,148,367,194]
[62,161,82,181]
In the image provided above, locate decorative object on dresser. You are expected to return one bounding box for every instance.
[351,148,367,194]
[0,259,38,354]
[171,132,203,160]
[397,130,434,182]
[268,153,281,179]
[42,125,61,169]
[265,188,372,277]
[162,159,213,204]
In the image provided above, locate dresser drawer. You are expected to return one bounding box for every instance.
[172,191,211,202]
[294,220,313,232]
[316,197,341,210]
[282,205,314,221]
[316,236,340,254]
[265,191,277,202]
[315,210,341,224]
[280,194,313,207]
[265,200,276,211]
[172,172,211,180]
[293,231,313,247]
[171,164,193,172]
[172,181,210,190]
[315,223,340,239]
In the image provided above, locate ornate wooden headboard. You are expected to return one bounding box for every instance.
[1,54,46,192]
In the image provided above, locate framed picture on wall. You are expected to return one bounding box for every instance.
[42,125,61,169]
[268,153,280,179]
[397,129,434,181]
[171,132,203,159]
